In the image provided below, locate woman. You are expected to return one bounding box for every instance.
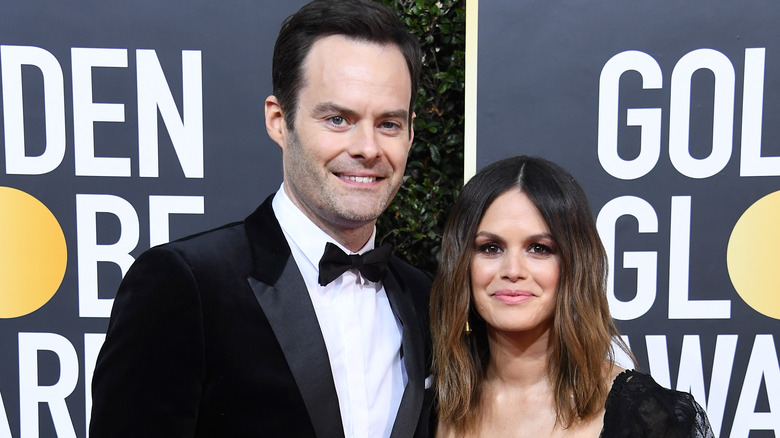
[430,156,713,437]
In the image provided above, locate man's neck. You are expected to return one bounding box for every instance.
[281,186,378,252]
[321,223,375,253]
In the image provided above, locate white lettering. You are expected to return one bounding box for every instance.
[76,194,139,318]
[676,334,738,437]
[731,334,780,437]
[597,196,658,320]
[645,335,672,388]
[668,196,730,318]
[72,48,130,177]
[614,335,636,370]
[0,390,11,438]
[740,48,780,177]
[84,333,106,437]
[137,49,204,178]
[598,50,663,180]
[668,49,735,179]
[18,332,78,438]
[1,45,66,175]
[148,195,204,246]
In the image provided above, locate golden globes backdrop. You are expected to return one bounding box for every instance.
[0,1,307,436]
[3,0,779,437]
[470,1,779,437]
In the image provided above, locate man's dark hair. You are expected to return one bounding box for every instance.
[272,0,422,129]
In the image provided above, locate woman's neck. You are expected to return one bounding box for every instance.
[485,325,553,388]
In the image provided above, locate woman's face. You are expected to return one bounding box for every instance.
[470,189,561,335]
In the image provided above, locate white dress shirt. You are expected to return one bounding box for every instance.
[272,185,406,438]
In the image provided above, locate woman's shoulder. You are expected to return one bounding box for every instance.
[601,369,715,438]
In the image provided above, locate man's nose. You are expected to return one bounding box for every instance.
[347,123,382,160]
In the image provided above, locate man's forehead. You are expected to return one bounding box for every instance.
[302,35,410,77]
[298,35,412,103]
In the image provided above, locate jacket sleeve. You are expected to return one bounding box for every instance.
[89,246,205,437]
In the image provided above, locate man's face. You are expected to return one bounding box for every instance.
[269,35,414,236]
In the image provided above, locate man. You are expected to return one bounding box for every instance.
[89,0,432,436]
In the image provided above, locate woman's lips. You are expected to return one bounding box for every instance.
[492,289,533,304]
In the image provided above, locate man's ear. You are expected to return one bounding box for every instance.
[265,95,286,149]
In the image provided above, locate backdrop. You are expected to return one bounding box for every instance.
[0,1,306,436]
[471,1,780,437]
[2,1,779,437]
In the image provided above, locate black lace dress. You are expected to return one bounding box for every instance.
[600,370,715,438]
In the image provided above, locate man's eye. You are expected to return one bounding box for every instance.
[329,116,346,125]
[381,121,401,130]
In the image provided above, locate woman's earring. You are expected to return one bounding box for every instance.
[465,320,472,336]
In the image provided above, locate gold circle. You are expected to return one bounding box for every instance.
[0,187,67,318]
[727,190,780,320]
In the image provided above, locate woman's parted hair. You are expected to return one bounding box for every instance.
[430,155,634,431]
[272,0,422,130]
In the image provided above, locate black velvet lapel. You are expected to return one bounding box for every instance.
[384,259,425,438]
[244,196,292,285]
[245,195,345,438]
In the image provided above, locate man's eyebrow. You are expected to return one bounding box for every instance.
[311,102,408,122]
[311,102,357,118]
[381,109,410,122]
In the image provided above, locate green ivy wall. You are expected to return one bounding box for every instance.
[378,0,466,275]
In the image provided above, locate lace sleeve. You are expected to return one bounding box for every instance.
[601,370,715,438]
[690,395,715,438]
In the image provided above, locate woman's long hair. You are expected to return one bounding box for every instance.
[430,155,635,432]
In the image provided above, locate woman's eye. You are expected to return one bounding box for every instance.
[528,243,552,255]
[478,243,503,255]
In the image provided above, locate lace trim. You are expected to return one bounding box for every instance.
[600,370,715,438]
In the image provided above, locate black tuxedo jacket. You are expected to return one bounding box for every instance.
[90,195,433,437]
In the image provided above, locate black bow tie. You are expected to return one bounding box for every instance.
[318,242,392,286]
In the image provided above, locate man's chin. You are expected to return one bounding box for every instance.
[336,207,385,224]
[323,187,397,222]
[335,200,390,223]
